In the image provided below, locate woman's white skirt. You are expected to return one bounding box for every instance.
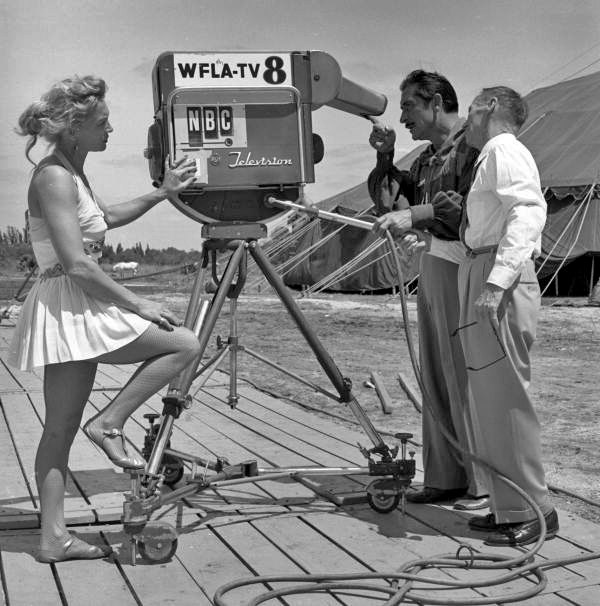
[8,274,151,371]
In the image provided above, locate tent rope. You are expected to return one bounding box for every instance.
[517,112,550,139]
[404,273,420,296]
[247,208,374,291]
[302,236,410,296]
[261,219,314,257]
[246,224,345,291]
[536,183,595,283]
[536,191,589,275]
[303,240,389,295]
[303,241,384,294]
[302,239,385,294]
[539,184,595,296]
[243,220,326,291]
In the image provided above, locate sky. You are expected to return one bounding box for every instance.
[1,0,600,250]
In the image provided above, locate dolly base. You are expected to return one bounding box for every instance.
[122,443,415,564]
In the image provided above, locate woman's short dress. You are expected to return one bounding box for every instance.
[8,151,151,371]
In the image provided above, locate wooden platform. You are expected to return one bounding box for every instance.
[1,322,599,605]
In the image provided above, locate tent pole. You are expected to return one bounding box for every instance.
[590,254,596,299]
[554,272,559,296]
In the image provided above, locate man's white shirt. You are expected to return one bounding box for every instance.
[463,133,546,289]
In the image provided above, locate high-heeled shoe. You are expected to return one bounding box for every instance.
[83,421,145,469]
[36,535,113,563]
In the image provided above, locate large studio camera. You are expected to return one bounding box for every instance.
[145,50,387,225]
[121,54,413,562]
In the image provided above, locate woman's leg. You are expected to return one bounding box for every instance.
[38,361,99,551]
[84,325,200,463]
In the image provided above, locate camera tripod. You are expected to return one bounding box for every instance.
[122,221,415,564]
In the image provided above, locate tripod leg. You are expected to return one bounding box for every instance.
[174,241,247,397]
[144,242,246,479]
[227,297,239,408]
[182,254,209,330]
[249,241,387,452]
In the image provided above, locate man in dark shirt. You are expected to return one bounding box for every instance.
[370,70,488,509]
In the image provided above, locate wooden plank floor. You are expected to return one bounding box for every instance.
[0,322,599,605]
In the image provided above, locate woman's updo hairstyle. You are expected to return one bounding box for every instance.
[16,75,107,165]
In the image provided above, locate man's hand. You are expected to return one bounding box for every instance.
[373,209,412,237]
[399,232,419,255]
[407,230,431,254]
[369,119,396,154]
[474,283,505,331]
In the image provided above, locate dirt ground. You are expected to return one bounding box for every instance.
[150,288,600,525]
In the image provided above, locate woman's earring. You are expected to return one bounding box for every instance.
[70,127,79,152]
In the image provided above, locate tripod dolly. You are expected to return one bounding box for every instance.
[122,220,415,564]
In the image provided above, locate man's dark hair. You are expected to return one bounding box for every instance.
[400,70,459,113]
[475,86,528,129]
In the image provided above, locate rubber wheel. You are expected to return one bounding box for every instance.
[137,521,178,563]
[367,491,400,514]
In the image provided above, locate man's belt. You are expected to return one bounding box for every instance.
[465,244,498,257]
[465,245,538,261]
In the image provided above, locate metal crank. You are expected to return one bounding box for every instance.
[141,413,185,487]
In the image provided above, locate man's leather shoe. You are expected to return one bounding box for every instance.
[484,509,559,546]
[454,495,490,511]
[468,513,500,531]
[406,486,466,504]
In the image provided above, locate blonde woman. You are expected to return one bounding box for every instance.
[11,75,201,563]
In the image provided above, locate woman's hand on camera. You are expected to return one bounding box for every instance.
[135,298,180,331]
[161,155,197,197]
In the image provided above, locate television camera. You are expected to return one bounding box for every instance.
[144,49,387,223]
[124,50,416,564]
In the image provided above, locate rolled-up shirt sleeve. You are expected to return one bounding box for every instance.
[487,147,547,289]
[409,203,435,228]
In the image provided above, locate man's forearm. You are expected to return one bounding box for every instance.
[409,204,435,229]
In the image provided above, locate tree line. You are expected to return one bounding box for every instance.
[0,226,202,272]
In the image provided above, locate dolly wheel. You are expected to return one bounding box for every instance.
[367,491,400,514]
[137,521,178,563]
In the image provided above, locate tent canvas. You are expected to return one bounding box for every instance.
[519,70,600,296]
[520,71,600,188]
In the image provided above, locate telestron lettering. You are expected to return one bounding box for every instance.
[228,151,293,168]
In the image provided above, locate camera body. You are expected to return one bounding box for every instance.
[146,50,387,224]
